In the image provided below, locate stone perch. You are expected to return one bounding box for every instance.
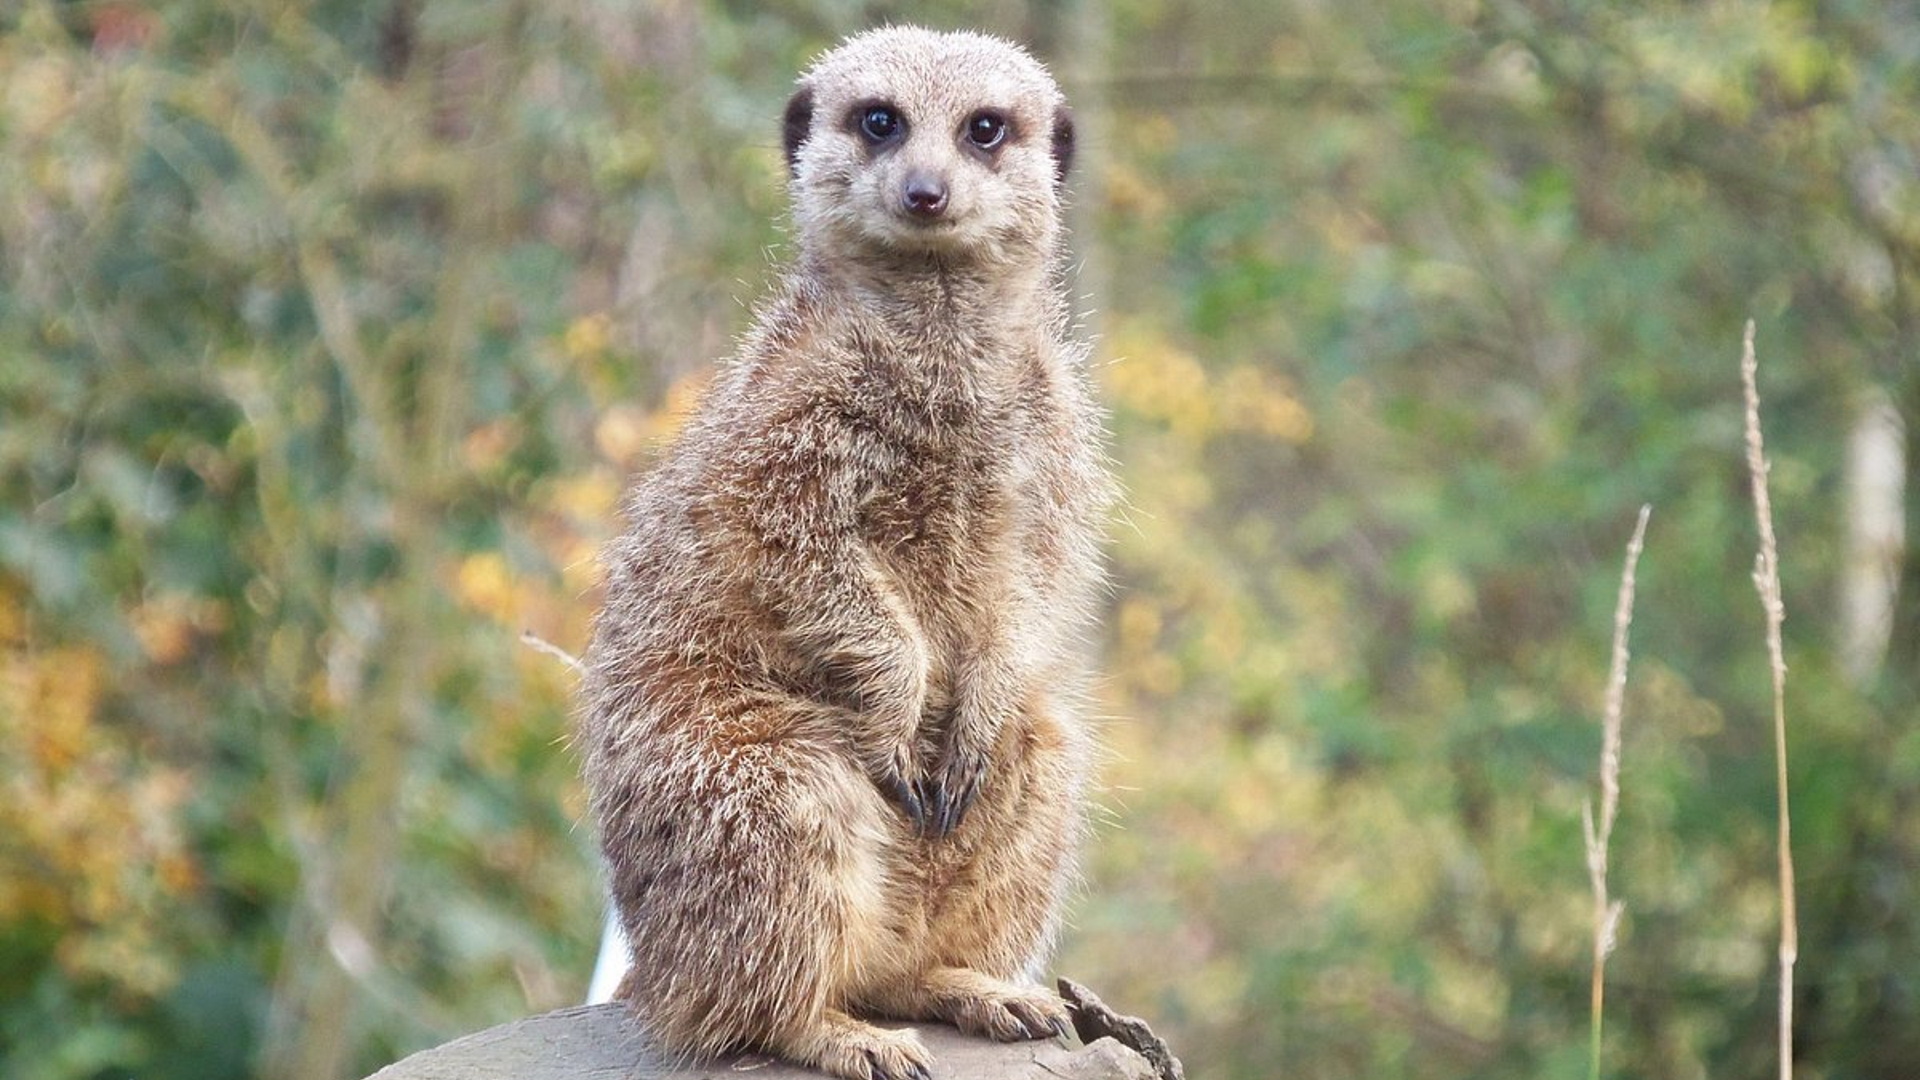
[364,981,1183,1080]
[365,1010,1152,1080]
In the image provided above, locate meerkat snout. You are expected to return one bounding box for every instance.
[901,169,949,218]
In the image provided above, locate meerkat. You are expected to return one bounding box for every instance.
[579,26,1111,1080]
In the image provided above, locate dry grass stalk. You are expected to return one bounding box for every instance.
[1740,319,1798,1080]
[520,629,585,674]
[1584,503,1650,1080]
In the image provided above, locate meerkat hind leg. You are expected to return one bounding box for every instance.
[895,966,1071,1043]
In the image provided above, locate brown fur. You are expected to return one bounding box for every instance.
[580,27,1110,1080]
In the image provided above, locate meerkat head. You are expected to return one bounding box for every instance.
[782,27,1075,268]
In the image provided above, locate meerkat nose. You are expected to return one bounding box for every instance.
[901,170,949,218]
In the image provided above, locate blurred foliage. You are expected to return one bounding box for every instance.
[2,1,1917,1079]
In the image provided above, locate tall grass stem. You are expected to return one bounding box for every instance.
[1586,503,1650,1080]
[1740,320,1797,1080]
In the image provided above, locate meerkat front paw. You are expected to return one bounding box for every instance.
[922,744,987,838]
[868,738,931,833]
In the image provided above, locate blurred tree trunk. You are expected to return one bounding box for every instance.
[1878,243,1920,708]
[1839,389,1904,687]
[1889,371,1920,704]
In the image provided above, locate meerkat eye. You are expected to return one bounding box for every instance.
[965,111,1008,150]
[859,105,901,143]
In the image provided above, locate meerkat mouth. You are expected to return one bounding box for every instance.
[893,211,960,232]
[873,217,974,259]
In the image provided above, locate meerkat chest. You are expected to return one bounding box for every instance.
[857,429,1010,573]
[860,404,1054,578]
[847,338,1067,593]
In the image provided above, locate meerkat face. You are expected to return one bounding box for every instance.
[783,27,1074,265]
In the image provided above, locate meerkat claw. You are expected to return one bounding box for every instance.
[924,757,984,837]
[924,781,951,837]
[867,1050,934,1080]
[946,781,979,835]
[1008,1000,1052,1039]
[881,770,929,831]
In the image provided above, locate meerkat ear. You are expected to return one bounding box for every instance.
[1051,105,1076,186]
[783,87,815,177]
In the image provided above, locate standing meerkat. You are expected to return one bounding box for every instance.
[580,26,1111,1080]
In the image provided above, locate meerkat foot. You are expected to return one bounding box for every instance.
[782,1008,933,1080]
[915,967,1071,1042]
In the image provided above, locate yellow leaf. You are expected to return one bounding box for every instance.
[593,403,651,465]
[454,551,515,620]
[131,594,203,666]
[562,313,612,360]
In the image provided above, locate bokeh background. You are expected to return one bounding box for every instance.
[4,1,1918,1078]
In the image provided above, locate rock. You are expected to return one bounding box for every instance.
[365,1003,1157,1080]
[1057,979,1185,1080]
